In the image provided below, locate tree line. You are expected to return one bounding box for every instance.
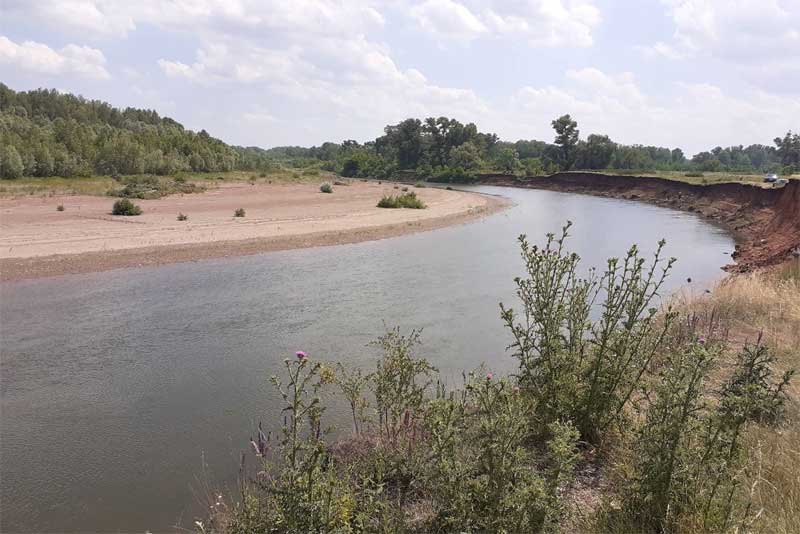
[0,83,255,179]
[1,83,797,180]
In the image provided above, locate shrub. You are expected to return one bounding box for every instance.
[107,175,204,199]
[320,182,333,193]
[500,221,676,443]
[111,198,142,216]
[377,191,426,209]
[333,180,349,186]
[684,172,704,178]
[200,226,796,534]
[429,166,475,184]
[234,208,246,217]
[446,186,453,190]
[414,181,426,188]
[401,186,408,192]
[177,213,188,221]
[619,339,793,532]
[56,204,64,211]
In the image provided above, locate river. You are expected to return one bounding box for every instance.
[0,185,734,532]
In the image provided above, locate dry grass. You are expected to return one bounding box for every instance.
[568,271,800,534]
[574,169,798,187]
[0,175,116,197]
[0,168,336,198]
[671,271,800,534]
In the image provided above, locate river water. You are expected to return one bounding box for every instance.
[0,186,734,532]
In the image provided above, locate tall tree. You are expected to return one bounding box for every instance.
[774,131,800,169]
[551,115,579,170]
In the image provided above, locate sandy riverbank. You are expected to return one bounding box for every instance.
[0,181,508,281]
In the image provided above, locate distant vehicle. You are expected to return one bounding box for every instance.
[775,178,789,186]
[764,173,778,183]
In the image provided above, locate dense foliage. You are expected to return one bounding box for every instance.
[200,226,793,534]
[0,83,261,178]
[1,83,797,181]
[269,117,795,182]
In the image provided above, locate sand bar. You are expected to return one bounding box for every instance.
[0,181,508,281]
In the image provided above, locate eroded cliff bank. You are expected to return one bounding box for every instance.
[477,172,800,272]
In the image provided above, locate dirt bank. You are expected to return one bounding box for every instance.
[477,172,799,272]
[0,181,508,281]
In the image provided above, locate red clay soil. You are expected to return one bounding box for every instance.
[477,172,800,272]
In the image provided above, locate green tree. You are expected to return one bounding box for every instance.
[774,131,800,168]
[496,147,521,173]
[576,133,615,169]
[551,114,579,170]
[0,145,24,178]
[448,141,482,171]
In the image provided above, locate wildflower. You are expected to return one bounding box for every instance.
[698,336,706,345]
[486,373,493,380]
[296,350,307,360]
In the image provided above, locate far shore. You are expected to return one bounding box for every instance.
[0,181,509,281]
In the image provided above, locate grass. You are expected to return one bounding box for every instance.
[0,168,339,198]
[563,169,792,186]
[177,213,188,221]
[108,175,205,199]
[564,269,800,534]
[234,208,246,218]
[320,182,333,193]
[668,271,800,534]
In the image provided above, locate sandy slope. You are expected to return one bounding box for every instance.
[0,181,507,281]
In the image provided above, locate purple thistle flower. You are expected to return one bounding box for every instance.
[486,373,494,380]
[296,350,307,360]
[698,336,706,345]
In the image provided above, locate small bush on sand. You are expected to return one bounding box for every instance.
[414,181,426,188]
[108,175,204,199]
[177,213,188,221]
[333,180,349,186]
[234,208,246,217]
[56,204,64,211]
[684,172,704,178]
[320,182,333,193]
[111,198,142,216]
[377,191,426,209]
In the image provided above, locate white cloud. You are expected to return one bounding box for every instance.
[637,41,684,60]
[410,0,601,47]
[1,0,135,38]
[648,1,800,67]
[506,68,800,154]
[0,36,110,79]
[1,0,385,40]
[410,0,488,41]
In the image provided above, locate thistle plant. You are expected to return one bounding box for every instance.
[501,221,677,443]
[371,327,436,445]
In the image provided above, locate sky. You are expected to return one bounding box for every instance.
[1,0,798,155]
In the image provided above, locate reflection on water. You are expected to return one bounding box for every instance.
[0,186,733,532]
